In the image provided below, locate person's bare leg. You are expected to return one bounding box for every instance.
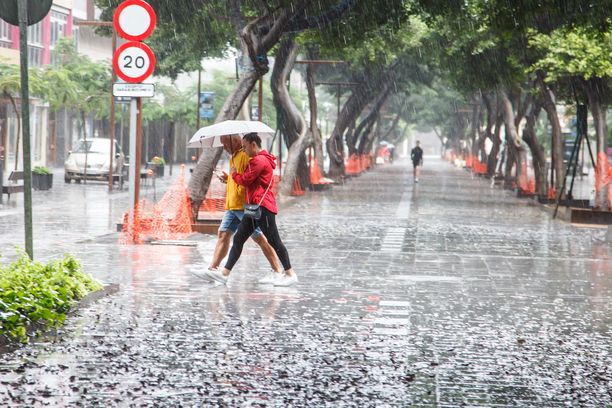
[209,231,232,270]
[416,165,421,179]
[283,268,296,277]
[252,234,282,272]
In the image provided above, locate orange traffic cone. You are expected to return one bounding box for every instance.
[291,178,305,196]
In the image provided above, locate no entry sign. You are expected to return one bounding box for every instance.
[113,0,156,41]
[113,41,156,83]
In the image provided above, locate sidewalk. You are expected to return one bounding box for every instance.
[0,158,610,406]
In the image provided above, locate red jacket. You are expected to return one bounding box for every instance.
[232,149,278,214]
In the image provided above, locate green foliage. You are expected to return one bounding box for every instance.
[0,60,46,98]
[32,166,52,175]
[0,251,102,343]
[51,39,112,117]
[528,26,612,82]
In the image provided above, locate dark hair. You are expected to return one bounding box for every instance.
[243,132,262,147]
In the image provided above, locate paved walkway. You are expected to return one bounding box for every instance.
[0,159,610,407]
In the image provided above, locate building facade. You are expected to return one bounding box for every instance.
[0,0,112,172]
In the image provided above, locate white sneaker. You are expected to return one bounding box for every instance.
[204,268,228,285]
[258,270,281,284]
[192,267,216,281]
[273,273,298,287]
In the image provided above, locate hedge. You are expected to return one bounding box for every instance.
[0,251,102,343]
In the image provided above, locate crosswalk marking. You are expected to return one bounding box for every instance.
[380,227,406,252]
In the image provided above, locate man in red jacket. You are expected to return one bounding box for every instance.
[205,133,298,287]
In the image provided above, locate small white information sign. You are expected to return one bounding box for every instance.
[113,83,155,98]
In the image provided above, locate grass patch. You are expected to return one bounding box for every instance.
[0,251,102,343]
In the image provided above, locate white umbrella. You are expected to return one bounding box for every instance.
[187,120,275,148]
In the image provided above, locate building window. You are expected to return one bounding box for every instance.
[0,20,12,48]
[50,11,68,47]
[27,22,43,46]
[28,46,42,66]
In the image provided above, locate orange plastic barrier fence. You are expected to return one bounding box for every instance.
[465,156,474,168]
[473,159,487,175]
[594,152,612,210]
[345,154,362,175]
[609,167,612,210]
[359,155,369,171]
[595,152,611,192]
[526,179,535,194]
[310,159,331,185]
[199,175,227,213]
[548,187,556,200]
[120,167,193,244]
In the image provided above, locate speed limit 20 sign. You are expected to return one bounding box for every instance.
[113,0,156,84]
[113,41,156,83]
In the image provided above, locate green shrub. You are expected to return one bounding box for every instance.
[0,251,102,343]
[32,166,52,175]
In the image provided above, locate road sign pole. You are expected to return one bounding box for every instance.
[113,0,156,241]
[18,0,33,259]
[135,97,142,208]
[128,97,137,238]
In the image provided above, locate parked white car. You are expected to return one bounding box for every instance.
[64,138,124,183]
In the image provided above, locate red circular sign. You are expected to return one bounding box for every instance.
[113,0,156,41]
[113,41,156,83]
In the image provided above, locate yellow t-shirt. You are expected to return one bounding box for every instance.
[225,149,250,210]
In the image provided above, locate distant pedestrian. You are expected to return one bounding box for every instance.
[192,134,282,283]
[411,140,424,182]
[205,133,298,287]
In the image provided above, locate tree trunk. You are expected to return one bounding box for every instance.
[363,111,383,155]
[584,78,609,208]
[487,95,504,178]
[355,86,390,154]
[537,73,564,193]
[326,83,374,179]
[469,93,481,158]
[271,36,311,196]
[499,89,523,187]
[306,47,324,177]
[522,102,547,197]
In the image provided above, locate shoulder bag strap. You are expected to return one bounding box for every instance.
[245,163,274,206]
[257,174,274,206]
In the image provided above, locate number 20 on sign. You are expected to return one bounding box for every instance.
[113,41,156,83]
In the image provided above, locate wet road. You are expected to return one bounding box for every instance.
[0,159,610,406]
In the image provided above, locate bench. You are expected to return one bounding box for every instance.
[1,171,24,201]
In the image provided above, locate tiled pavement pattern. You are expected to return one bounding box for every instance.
[0,159,610,407]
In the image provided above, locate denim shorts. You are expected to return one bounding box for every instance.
[219,210,262,236]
